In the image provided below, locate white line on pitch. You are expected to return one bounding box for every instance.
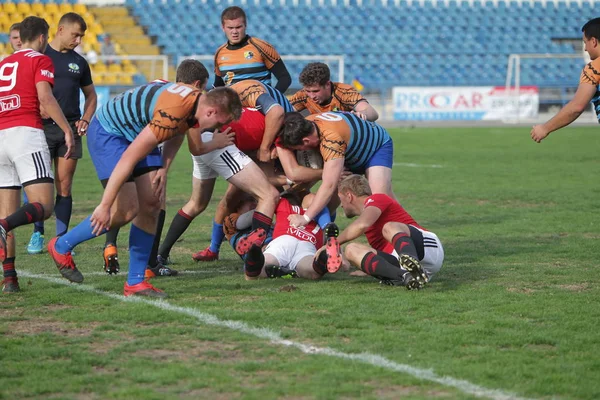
[393,162,444,168]
[19,271,533,400]
[82,269,234,277]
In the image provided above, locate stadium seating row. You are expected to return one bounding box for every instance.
[127,0,592,88]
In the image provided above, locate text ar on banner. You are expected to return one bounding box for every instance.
[392,86,539,121]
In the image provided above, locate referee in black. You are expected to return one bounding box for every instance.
[26,12,97,254]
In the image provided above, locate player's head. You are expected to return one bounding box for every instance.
[56,13,87,51]
[176,60,209,90]
[582,18,600,60]
[9,23,22,51]
[299,62,332,105]
[279,112,319,150]
[338,175,372,218]
[221,6,247,45]
[195,87,243,131]
[19,16,50,53]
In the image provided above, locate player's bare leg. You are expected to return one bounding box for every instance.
[228,162,279,255]
[365,166,397,201]
[295,255,324,280]
[0,188,20,293]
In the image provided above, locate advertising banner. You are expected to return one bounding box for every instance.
[392,86,539,120]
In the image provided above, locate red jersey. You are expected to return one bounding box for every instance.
[272,198,323,247]
[364,194,424,254]
[221,107,265,152]
[0,49,55,130]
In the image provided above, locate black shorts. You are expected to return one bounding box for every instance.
[44,121,83,159]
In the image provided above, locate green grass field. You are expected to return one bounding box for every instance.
[1,126,599,400]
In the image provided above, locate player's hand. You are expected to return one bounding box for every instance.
[75,119,89,136]
[258,147,271,163]
[288,214,308,228]
[351,110,367,120]
[90,203,111,236]
[63,128,75,160]
[339,168,353,183]
[270,147,279,160]
[531,125,550,143]
[212,127,235,149]
[152,168,167,204]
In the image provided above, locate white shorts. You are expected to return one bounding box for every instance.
[264,235,316,271]
[392,227,444,279]
[0,126,54,188]
[191,132,252,180]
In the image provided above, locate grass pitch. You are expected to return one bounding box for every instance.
[1,126,599,400]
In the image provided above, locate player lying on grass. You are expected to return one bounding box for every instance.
[47,83,242,298]
[336,175,444,290]
[155,107,281,269]
[226,190,341,280]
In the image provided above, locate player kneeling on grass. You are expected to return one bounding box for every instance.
[336,175,444,290]
[232,191,340,280]
[47,83,242,298]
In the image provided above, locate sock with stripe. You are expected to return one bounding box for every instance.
[147,209,166,268]
[158,209,194,259]
[360,252,403,281]
[33,221,44,234]
[0,203,45,233]
[55,216,107,254]
[391,232,419,259]
[55,195,73,237]
[251,211,272,232]
[3,257,16,278]
[105,227,120,247]
[127,224,154,286]
[244,244,265,278]
[209,220,225,253]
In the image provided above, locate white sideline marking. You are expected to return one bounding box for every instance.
[20,271,532,400]
[393,162,444,168]
[84,269,233,277]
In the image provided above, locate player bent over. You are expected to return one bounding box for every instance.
[336,175,444,289]
[47,83,242,298]
[0,16,74,293]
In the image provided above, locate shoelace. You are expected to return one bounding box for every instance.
[59,253,76,269]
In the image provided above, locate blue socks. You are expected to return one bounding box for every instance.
[315,207,332,229]
[55,195,72,237]
[127,224,154,286]
[55,216,102,254]
[209,220,225,253]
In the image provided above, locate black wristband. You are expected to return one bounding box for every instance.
[80,119,89,125]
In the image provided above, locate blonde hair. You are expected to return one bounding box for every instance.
[338,174,372,197]
[204,87,243,121]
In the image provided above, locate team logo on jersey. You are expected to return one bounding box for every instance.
[365,198,374,206]
[40,69,54,78]
[243,51,254,60]
[0,94,21,113]
[220,56,229,61]
[68,63,80,73]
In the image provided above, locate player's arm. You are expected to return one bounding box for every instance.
[338,206,383,245]
[531,82,596,143]
[161,134,186,172]
[270,59,291,93]
[77,83,97,135]
[257,104,285,162]
[90,127,159,234]
[353,100,379,122]
[276,147,322,183]
[187,127,235,156]
[36,81,74,157]
[293,158,344,226]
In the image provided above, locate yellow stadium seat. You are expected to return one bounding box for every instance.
[108,63,122,74]
[123,63,137,74]
[93,74,104,85]
[17,3,31,14]
[119,74,134,85]
[9,13,24,24]
[45,3,59,15]
[73,4,88,14]
[93,63,107,74]
[0,13,10,24]
[59,3,73,14]
[3,3,17,14]
[103,74,118,85]
[31,3,46,15]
